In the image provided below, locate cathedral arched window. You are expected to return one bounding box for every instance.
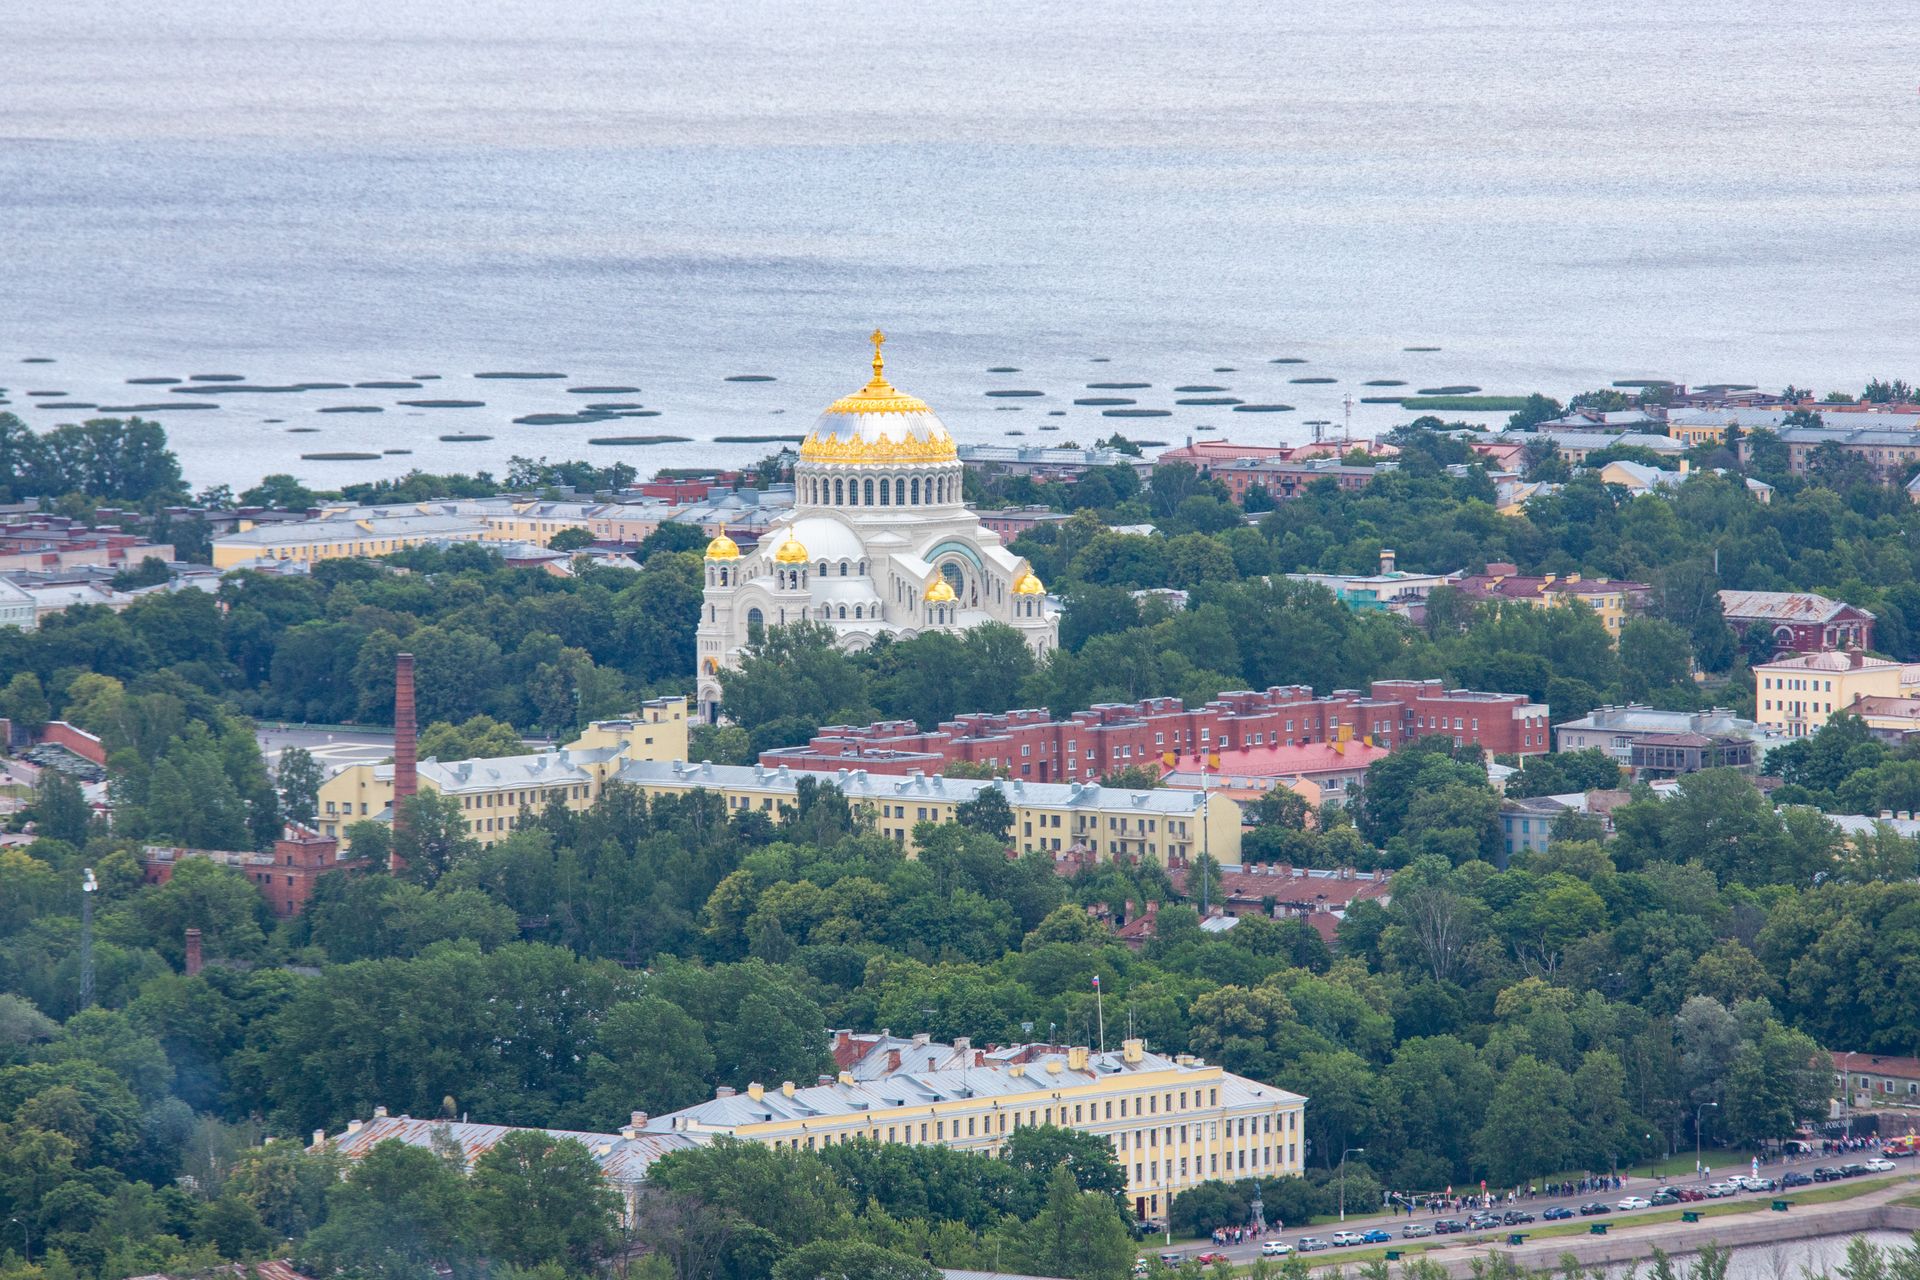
[839,560,849,576]
[893,478,905,505]
[910,477,920,504]
[878,478,890,506]
[863,478,875,505]
[818,561,828,576]
[834,478,844,505]
[854,605,863,619]
[746,607,764,629]
[838,605,847,620]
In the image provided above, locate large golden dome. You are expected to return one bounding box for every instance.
[799,331,959,466]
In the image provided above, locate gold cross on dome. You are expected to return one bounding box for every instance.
[870,329,886,379]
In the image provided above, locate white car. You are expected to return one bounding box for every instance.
[1617,1196,1651,1210]
[1706,1182,1738,1198]
[1262,1241,1293,1257]
[1865,1158,1896,1173]
[1331,1230,1365,1246]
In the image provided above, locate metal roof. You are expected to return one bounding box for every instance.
[1717,590,1872,624]
[326,1114,705,1184]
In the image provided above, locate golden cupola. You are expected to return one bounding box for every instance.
[704,532,740,560]
[1013,570,1046,596]
[923,579,957,604]
[772,531,810,564]
[799,330,959,466]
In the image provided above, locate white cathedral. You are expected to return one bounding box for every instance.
[696,332,1059,722]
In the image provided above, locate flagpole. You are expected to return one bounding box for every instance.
[1094,975,1105,1053]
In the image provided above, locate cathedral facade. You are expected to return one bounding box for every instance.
[696,333,1059,722]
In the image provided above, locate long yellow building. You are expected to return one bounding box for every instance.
[612,759,1243,863]
[1753,650,1920,738]
[316,698,690,846]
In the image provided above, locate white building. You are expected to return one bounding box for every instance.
[696,333,1059,721]
[0,579,35,631]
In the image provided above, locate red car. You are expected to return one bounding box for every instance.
[1195,1253,1230,1267]
[1672,1188,1706,1202]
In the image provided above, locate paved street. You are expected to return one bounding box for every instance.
[256,724,394,775]
[1154,1150,1903,1265]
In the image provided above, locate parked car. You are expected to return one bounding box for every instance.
[1296,1237,1330,1253]
[1839,1163,1869,1178]
[1705,1182,1738,1198]
[1194,1253,1228,1266]
[1542,1207,1574,1221]
[1503,1210,1535,1225]
[1673,1188,1706,1202]
[1617,1196,1652,1211]
[1811,1167,1839,1182]
[1401,1223,1434,1238]
[1331,1231,1364,1247]
[1158,1253,1185,1266]
[1865,1158,1896,1173]
[1781,1171,1812,1188]
[1432,1219,1465,1234]
[1261,1241,1292,1257]
[1134,1261,1150,1277]
[1361,1230,1394,1244]
[1466,1213,1501,1230]
[1578,1201,1611,1216]
[1650,1189,1682,1206]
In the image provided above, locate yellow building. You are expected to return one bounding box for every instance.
[317,698,690,846]
[613,760,1243,863]
[1754,651,1920,738]
[1457,567,1648,640]
[653,1032,1305,1224]
[212,499,603,569]
[1669,421,1729,448]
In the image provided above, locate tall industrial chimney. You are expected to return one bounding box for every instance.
[184,927,203,976]
[391,652,417,872]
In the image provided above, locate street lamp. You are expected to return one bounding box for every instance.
[1338,1147,1366,1222]
[1695,1102,1719,1180]
[79,868,98,1009]
[8,1215,27,1262]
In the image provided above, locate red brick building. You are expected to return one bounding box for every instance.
[140,826,369,917]
[1718,590,1875,655]
[758,681,1548,781]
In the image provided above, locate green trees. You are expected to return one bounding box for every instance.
[417,714,527,762]
[276,746,324,826]
[300,1139,478,1280]
[471,1131,621,1271]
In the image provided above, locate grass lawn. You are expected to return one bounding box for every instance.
[1230,1174,1919,1273]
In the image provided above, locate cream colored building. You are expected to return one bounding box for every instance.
[653,1032,1305,1224]
[613,760,1243,863]
[211,499,606,570]
[1753,650,1920,738]
[317,698,689,846]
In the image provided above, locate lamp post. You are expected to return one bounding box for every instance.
[9,1215,27,1263]
[1695,1101,1719,1180]
[79,868,98,1009]
[1338,1147,1365,1222]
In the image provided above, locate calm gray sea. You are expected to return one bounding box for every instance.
[4,0,1919,489]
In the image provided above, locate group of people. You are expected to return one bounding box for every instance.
[1207,1225,1270,1246]
[1394,1174,1627,1217]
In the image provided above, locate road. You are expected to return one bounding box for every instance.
[1155,1150,1902,1264]
[256,724,394,775]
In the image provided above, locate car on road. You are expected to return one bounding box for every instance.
[1780,1171,1812,1188]
[1542,1207,1574,1221]
[1432,1219,1465,1234]
[1865,1158,1896,1173]
[1839,1163,1869,1178]
[1503,1210,1535,1225]
[1705,1182,1738,1198]
[1361,1230,1393,1244]
[1158,1253,1185,1266]
[1261,1241,1292,1257]
[1401,1224,1433,1238]
[1812,1166,1840,1182]
[1672,1187,1706,1202]
[1296,1237,1330,1253]
[1194,1253,1228,1266]
[1617,1196,1652,1211]
[1650,1189,1682,1206]
[1330,1231,1364,1247]
[1466,1213,1501,1230]
[1578,1201,1611,1216]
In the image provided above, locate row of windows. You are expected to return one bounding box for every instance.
[803,474,956,507]
[1761,675,1836,691]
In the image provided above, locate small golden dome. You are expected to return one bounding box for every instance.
[704,533,740,560]
[1013,570,1045,596]
[923,579,957,604]
[773,533,810,564]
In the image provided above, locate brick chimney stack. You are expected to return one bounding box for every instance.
[391,652,417,872]
[184,927,203,976]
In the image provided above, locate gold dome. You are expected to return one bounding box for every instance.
[704,533,740,560]
[1013,570,1046,596]
[923,579,957,604]
[773,532,810,564]
[800,330,959,465]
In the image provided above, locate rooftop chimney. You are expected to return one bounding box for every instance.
[184,927,203,976]
[391,652,417,872]
[1379,548,1396,575]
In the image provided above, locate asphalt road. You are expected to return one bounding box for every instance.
[1155,1150,1903,1264]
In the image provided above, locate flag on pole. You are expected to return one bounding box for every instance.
[1092,975,1100,988]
